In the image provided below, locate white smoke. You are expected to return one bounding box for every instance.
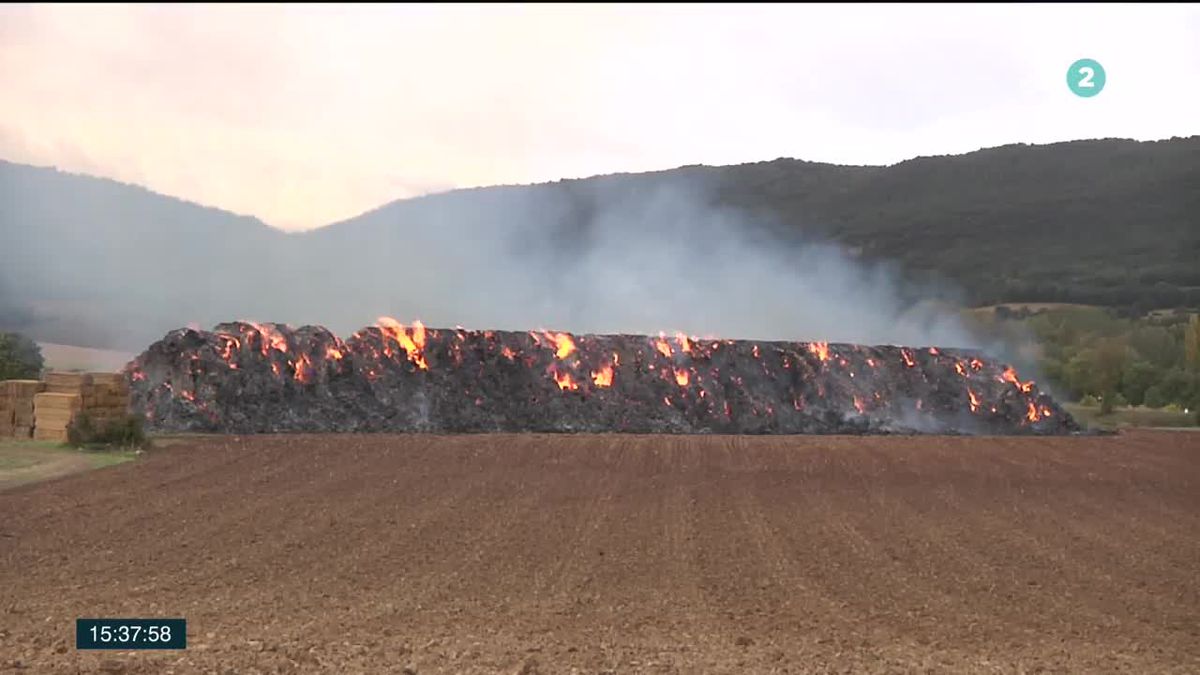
[304,177,980,350]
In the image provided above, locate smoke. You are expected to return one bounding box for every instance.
[3,161,1000,359]
[299,175,980,350]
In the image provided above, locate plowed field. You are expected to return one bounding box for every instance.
[1,431,1198,673]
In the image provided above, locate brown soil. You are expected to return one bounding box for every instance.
[1,431,1198,674]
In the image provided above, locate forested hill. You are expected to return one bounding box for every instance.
[1,136,1197,349]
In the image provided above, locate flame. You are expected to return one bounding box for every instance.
[501,346,516,361]
[808,342,830,362]
[295,353,314,383]
[967,388,981,413]
[1026,401,1040,422]
[250,322,289,355]
[999,366,1035,393]
[969,358,984,371]
[752,345,760,359]
[853,395,866,414]
[550,366,579,391]
[377,317,429,370]
[663,396,672,407]
[674,368,690,387]
[955,362,967,377]
[901,349,916,368]
[544,331,576,359]
[592,363,614,387]
[675,333,692,353]
[929,347,940,355]
[866,358,877,368]
[217,334,240,361]
[793,397,804,411]
[654,337,673,358]
[180,389,195,402]
[131,370,146,382]
[325,345,344,361]
[723,401,732,418]
[271,362,281,376]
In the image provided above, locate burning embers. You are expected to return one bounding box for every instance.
[126,319,1081,436]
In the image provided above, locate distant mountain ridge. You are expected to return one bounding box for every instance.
[1,137,1198,351]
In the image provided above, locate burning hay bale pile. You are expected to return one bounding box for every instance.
[127,319,1080,436]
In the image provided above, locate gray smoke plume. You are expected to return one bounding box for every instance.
[290,175,979,350]
[2,161,998,363]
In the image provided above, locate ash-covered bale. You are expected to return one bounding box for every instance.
[127,321,1081,436]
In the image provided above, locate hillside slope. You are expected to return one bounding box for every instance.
[1,137,1197,350]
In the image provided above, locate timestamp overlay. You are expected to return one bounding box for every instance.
[76,618,187,650]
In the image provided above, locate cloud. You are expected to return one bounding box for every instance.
[0,4,1197,229]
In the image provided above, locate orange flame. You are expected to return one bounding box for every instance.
[808,342,830,362]
[967,388,981,413]
[1026,401,1040,422]
[928,347,940,355]
[955,362,967,377]
[544,331,576,359]
[325,345,344,361]
[901,349,916,368]
[752,345,760,359]
[999,366,1035,393]
[592,365,614,387]
[866,358,877,368]
[969,358,984,371]
[295,353,314,383]
[853,395,866,414]
[550,366,579,391]
[501,346,516,361]
[675,333,692,353]
[654,337,673,358]
[377,317,429,370]
[217,335,240,360]
[249,322,289,355]
[674,368,690,386]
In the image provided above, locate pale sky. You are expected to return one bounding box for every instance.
[2,3,1198,231]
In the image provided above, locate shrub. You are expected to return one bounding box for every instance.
[67,413,150,450]
[1079,394,1101,407]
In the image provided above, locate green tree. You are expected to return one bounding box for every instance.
[1120,361,1161,407]
[0,332,44,380]
[1143,385,1168,409]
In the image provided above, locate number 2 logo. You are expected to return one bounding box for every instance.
[1068,59,1106,97]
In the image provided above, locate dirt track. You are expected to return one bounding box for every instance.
[1,431,1198,674]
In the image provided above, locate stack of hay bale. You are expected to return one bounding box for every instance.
[32,372,132,443]
[1,379,46,439]
[81,373,133,428]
